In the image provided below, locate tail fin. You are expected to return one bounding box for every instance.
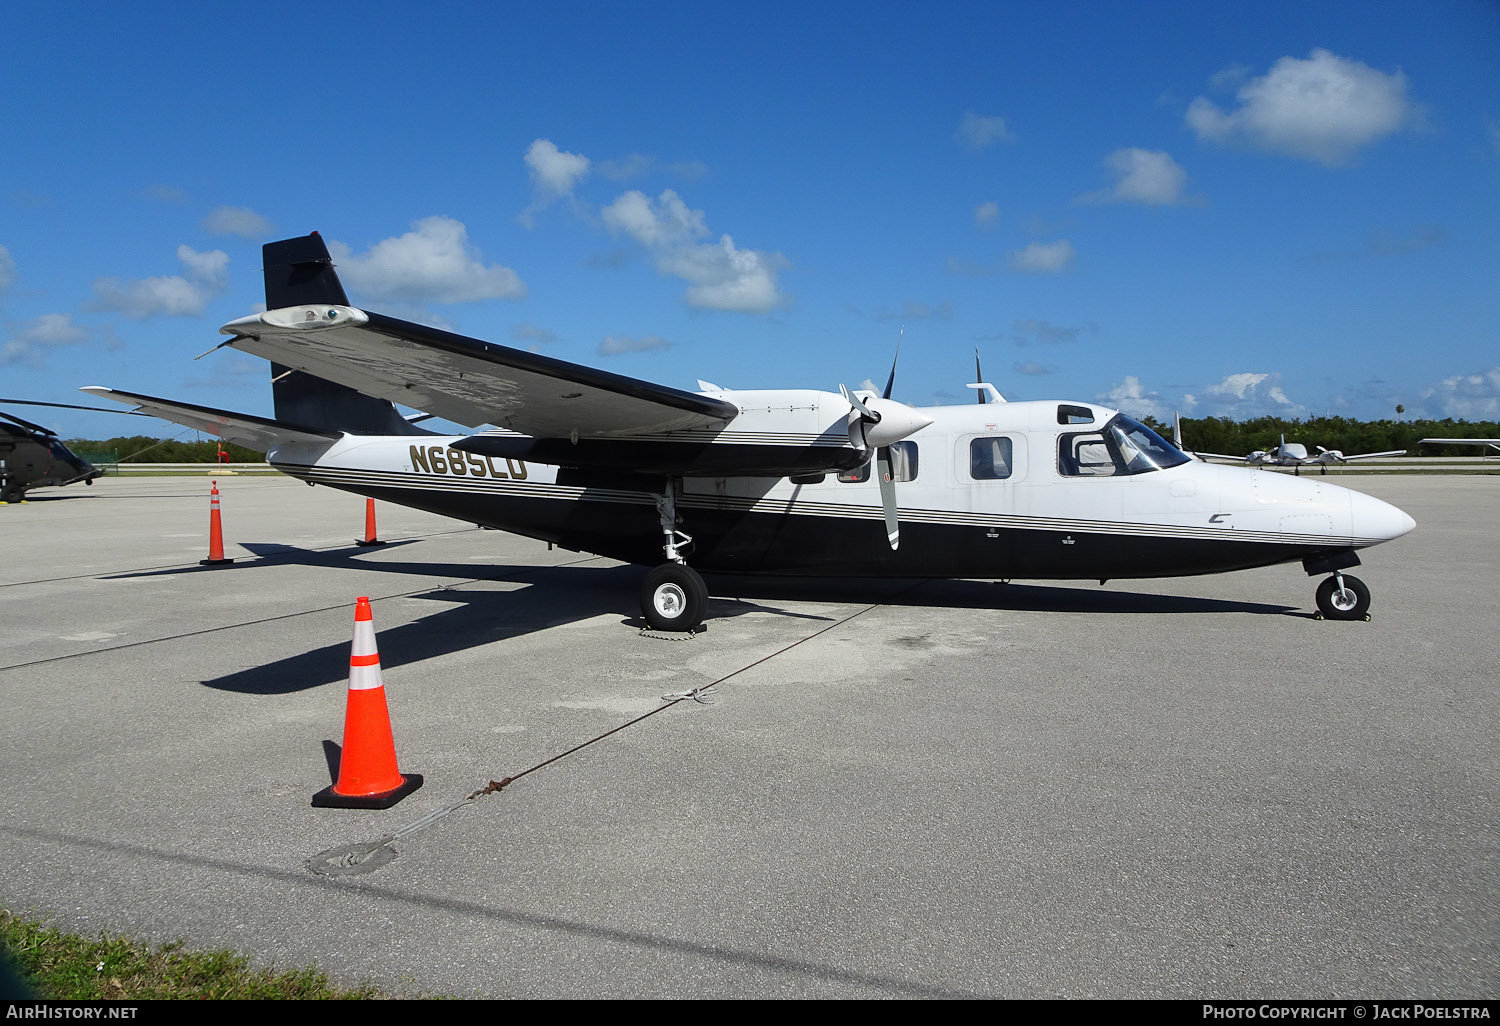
[262,233,429,437]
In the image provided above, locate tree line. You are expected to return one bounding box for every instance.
[64,435,267,464]
[1147,415,1499,458]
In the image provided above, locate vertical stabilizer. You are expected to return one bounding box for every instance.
[263,232,350,309]
[263,234,429,437]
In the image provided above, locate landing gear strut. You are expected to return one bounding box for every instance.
[1314,572,1371,621]
[639,480,707,632]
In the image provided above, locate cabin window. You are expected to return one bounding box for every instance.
[969,436,1013,480]
[838,460,870,483]
[888,441,919,482]
[1057,404,1094,425]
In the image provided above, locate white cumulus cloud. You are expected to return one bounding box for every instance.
[1202,372,1305,417]
[330,216,526,304]
[1007,240,1074,274]
[1082,148,1193,205]
[1,313,90,368]
[525,139,590,198]
[519,139,591,227]
[1098,375,1173,422]
[1206,371,1270,399]
[203,205,274,239]
[957,111,1014,151]
[1420,367,1500,420]
[90,244,230,318]
[602,189,708,248]
[1186,49,1418,166]
[598,334,672,356]
[602,189,786,313]
[1013,318,1094,345]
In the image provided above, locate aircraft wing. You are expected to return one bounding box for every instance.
[81,387,339,450]
[220,307,739,436]
[1190,451,1253,464]
[1336,449,1406,461]
[1418,438,1500,449]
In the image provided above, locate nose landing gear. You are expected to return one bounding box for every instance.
[1314,572,1371,621]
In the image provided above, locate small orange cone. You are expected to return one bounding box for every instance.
[199,480,234,566]
[312,597,423,809]
[355,497,385,546]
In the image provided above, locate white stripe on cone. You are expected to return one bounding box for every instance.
[349,618,383,691]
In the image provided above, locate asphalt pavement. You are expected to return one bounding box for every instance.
[0,473,1494,998]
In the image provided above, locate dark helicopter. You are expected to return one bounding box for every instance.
[1,406,104,503]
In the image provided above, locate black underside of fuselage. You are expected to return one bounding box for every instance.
[314,477,1340,581]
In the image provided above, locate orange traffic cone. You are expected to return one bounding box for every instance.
[312,597,423,809]
[355,497,385,546]
[199,480,234,566]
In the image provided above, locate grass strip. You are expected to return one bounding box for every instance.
[1,911,383,1000]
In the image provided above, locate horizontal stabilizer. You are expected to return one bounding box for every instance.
[81,387,339,450]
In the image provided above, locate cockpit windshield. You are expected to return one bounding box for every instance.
[1107,415,1190,473]
[1058,414,1190,477]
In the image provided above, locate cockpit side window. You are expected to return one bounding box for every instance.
[838,460,870,483]
[1059,432,1121,477]
[843,442,919,483]
[1058,415,1191,477]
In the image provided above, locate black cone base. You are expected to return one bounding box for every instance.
[311,773,423,810]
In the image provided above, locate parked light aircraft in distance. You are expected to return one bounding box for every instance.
[0,407,103,504]
[1417,437,1500,455]
[87,233,1416,627]
[1176,419,1405,476]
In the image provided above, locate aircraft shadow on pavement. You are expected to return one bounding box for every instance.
[201,563,647,694]
[202,560,1293,695]
[105,539,426,579]
[704,573,1297,617]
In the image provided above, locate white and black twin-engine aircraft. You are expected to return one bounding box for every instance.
[88,233,1415,627]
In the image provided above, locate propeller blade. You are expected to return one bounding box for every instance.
[882,331,902,399]
[876,446,899,549]
[839,383,879,424]
[974,348,986,404]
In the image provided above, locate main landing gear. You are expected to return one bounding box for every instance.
[640,480,707,633]
[1314,572,1371,621]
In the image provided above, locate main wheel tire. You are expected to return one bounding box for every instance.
[641,563,708,632]
[1,484,23,504]
[1315,574,1371,621]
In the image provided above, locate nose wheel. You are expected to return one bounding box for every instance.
[1314,573,1371,621]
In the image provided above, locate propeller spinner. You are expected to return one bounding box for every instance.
[839,348,932,550]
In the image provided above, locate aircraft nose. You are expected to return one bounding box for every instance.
[1349,489,1416,544]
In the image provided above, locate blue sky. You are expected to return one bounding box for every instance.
[3,0,1498,440]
